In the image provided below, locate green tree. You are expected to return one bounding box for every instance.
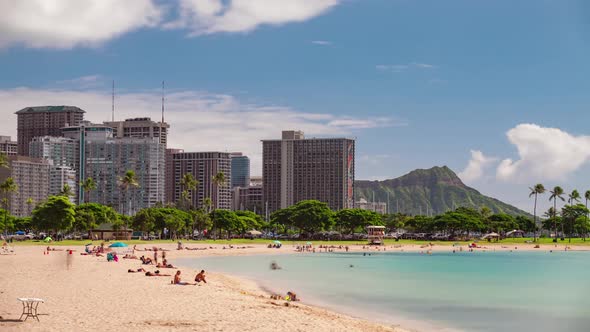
[180,173,198,210]
[81,177,97,203]
[561,203,589,242]
[203,197,213,214]
[335,209,382,234]
[0,153,9,169]
[210,209,240,239]
[74,203,119,233]
[132,208,156,236]
[515,215,536,234]
[549,186,565,242]
[529,184,545,241]
[210,172,226,212]
[0,177,18,234]
[190,209,212,237]
[382,213,409,233]
[289,200,334,235]
[31,196,76,234]
[119,170,140,217]
[585,190,590,228]
[574,216,590,241]
[60,184,73,198]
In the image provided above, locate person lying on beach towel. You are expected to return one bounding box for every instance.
[173,270,195,285]
[128,268,146,273]
[140,256,153,264]
[145,270,170,277]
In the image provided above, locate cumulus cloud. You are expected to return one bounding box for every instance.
[458,150,497,183]
[0,0,161,49]
[165,0,340,35]
[0,86,394,175]
[0,0,341,49]
[496,124,590,182]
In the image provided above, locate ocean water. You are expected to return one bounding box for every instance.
[178,250,590,332]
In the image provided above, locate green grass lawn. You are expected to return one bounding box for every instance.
[8,237,590,247]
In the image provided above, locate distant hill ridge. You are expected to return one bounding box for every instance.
[355,166,529,216]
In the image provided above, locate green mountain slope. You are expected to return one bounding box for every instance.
[355,166,530,216]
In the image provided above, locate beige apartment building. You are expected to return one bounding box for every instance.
[262,130,355,213]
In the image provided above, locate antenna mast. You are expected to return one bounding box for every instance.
[111,80,115,122]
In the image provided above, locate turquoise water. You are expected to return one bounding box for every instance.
[178,251,590,332]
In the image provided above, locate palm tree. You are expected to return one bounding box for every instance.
[25,198,34,216]
[549,186,565,242]
[585,190,590,230]
[180,173,199,210]
[60,184,73,198]
[0,153,9,169]
[119,170,139,216]
[211,172,226,210]
[566,189,581,242]
[203,197,212,214]
[81,177,96,203]
[0,177,18,234]
[529,184,545,241]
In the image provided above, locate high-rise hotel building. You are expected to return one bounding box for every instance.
[171,152,232,210]
[262,130,355,213]
[16,106,85,156]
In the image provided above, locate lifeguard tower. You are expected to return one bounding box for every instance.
[367,225,386,245]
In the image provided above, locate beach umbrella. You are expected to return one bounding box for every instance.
[109,242,128,248]
[247,230,262,236]
[306,241,312,245]
[43,236,52,242]
[273,240,282,245]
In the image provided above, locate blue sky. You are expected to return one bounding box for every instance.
[1,0,590,212]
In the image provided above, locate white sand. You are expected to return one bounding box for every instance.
[0,244,408,332]
[1,242,584,332]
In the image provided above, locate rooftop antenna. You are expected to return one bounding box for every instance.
[161,81,165,125]
[111,80,115,122]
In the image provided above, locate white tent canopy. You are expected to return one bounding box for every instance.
[481,232,500,240]
[246,230,262,236]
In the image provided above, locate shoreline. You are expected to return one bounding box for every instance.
[0,243,408,332]
[1,242,587,332]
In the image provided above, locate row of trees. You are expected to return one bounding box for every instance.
[529,184,590,242]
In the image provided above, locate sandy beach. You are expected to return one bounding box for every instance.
[1,242,586,332]
[0,243,409,332]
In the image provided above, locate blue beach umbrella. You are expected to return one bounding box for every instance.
[109,242,128,248]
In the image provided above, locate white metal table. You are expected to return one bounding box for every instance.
[17,298,44,321]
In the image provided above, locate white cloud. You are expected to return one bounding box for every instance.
[311,40,332,46]
[55,75,104,88]
[376,62,436,73]
[496,124,590,182]
[165,0,340,35]
[0,0,161,49]
[458,150,497,183]
[0,86,394,176]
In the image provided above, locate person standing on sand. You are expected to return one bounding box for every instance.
[154,249,158,265]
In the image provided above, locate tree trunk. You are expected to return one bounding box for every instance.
[533,194,537,242]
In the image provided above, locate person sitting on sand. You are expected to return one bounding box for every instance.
[140,255,153,265]
[157,259,175,268]
[286,291,299,301]
[195,270,207,284]
[173,270,194,285]
[123,254,138,259]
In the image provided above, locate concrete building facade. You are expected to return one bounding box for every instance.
[230,152,250,189]
[165,148,184,204]
[104,117,169,145]
[262,130,355,213]
[172,152,231,210]
[0,156,50,217]
[84,137,165,214]
[0,136,17,156]
[49,164,77,204]
[356,198,387,214]
[16,106,85,156]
